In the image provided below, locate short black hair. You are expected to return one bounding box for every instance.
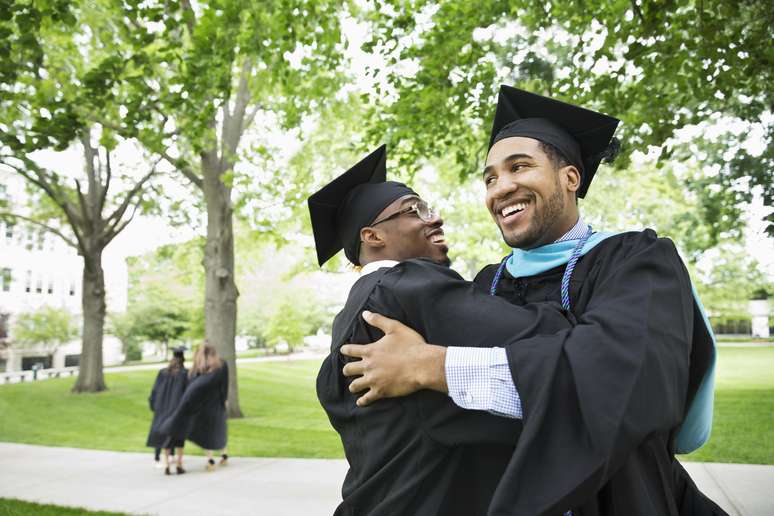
[539,140,578,202]
[538,140,570,170]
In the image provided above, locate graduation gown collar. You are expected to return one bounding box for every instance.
[505,231,617,278]
[505,227,717,454]
[360,260,399,276]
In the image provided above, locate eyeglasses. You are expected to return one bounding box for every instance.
[371,200,438,226]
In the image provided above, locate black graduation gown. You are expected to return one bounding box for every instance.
[473,230,726,516]
[159,362,229,450]
[146,367,188,448]
[318,258,573,516]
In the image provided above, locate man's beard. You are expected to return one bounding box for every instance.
[500,181,565,249]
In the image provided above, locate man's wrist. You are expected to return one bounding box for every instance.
[416,344,448,393]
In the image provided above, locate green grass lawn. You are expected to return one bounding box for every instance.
[0,498,130,516]
[679,346,774,464]
[0,360,343,458]
[0,350,772,464]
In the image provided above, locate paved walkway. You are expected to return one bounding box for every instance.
[0,443,346,515]
[1,443,772,515]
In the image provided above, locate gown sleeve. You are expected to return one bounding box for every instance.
[149,370,162,411]
[490,231,694,515]
[366,260,573,447]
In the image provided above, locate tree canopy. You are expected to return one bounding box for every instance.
[12,305,78,350]
[360,0,773,236]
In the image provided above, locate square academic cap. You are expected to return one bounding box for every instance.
[308,145,416,266]
[489,85,620,198]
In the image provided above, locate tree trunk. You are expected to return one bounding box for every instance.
[202,166,242,418]
[72,250,107,393]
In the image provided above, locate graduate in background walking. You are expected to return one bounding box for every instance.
[146,347,188,475]
[161,342,229,471]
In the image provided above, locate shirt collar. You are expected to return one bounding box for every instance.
[360,260,400,276]
[554,216,587,243]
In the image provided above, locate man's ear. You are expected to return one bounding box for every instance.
[561,165,581,194]
[360,226,386,251]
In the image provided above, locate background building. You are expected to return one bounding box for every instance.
[0,170,128,372]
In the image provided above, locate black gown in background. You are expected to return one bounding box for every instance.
[159,362,229,450]
[146,367,188,449]
[474,230,726,516]
[318,258,572,516]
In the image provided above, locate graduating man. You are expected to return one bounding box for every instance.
[310,144,575,515]
[340,87,725,515]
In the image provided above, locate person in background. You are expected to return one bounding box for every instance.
[161,342,229,471]
[146,347,188,475]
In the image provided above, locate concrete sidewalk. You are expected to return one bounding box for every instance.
[1,443,772,516]
[0,443,346,515]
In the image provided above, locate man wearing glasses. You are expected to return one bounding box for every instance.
[309,144,574,516]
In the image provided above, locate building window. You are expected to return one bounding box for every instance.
[1,268,10,292]
[69,279,76,296]
[4,222,13,243]
[35,275,43,294]
[0,312,9,339]
[25,227,34,250]
[47,277,54,294]
[37,229,45,251]
[25,270,32,293]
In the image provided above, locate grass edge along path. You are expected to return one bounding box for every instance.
[0,350,772,464]
[0,498,133,516]
[0,360,343,459]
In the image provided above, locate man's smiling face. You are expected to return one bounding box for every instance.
[370,194,450,265]
[483,137,577,250]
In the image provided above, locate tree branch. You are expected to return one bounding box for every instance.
[0,212,78,249]
[80,131,100,223]
[73,108,203,190]
[73,179,93,231]
[99,150,113,213]
[0,155,86,248]
[102,163,159,242]
[158,146,203,189]
[221,58,254,165]
[103,200,140,247]
[630,0,644,22]
[243,103,263,131]
[180,0,197,35]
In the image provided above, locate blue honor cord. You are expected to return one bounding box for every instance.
[490,226,593,313]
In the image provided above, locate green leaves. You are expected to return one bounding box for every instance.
[12,305,79,348]
[359,0,773,236]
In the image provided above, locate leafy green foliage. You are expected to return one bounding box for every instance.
[263,291,330,351]
[12,305,78,349]
[360,0,774,235]
[125,238,205,344]
[693,245,773,317]
[107,310,142,361]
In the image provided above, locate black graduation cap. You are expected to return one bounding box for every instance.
[172,346,185,358]
[489,85,620,198]
[308,145,416,266]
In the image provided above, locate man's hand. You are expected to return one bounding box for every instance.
[340,311,447,407]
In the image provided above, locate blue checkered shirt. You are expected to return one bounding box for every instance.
[445,217,587,419]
